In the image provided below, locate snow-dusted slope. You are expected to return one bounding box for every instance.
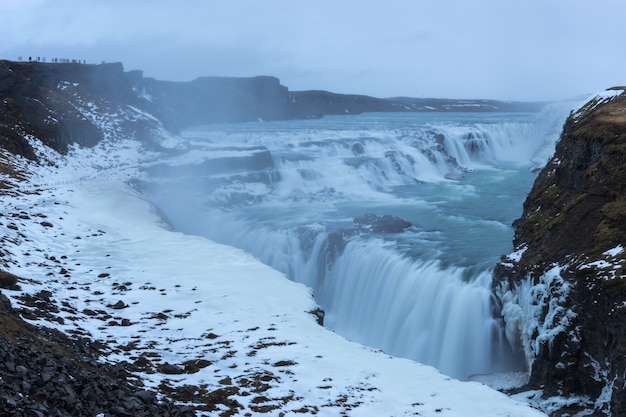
[0,133,549,416]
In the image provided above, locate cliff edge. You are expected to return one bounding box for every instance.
[0,60,171,160]
[494,88,626,416]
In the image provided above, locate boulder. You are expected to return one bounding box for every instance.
[353,213,412,234]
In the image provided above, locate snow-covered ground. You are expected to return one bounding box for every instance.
[0,136,547,416]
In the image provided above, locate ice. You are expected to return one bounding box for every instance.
[469,371,529,391]
[498,265,576,370]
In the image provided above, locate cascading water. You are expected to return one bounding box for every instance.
[142,107,573,379]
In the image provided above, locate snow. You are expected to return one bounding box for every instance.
[0,135,548,416]
[571,88,625,121]
[512,391,593,416]
[604,245,624,258]
[127,104,159,122]
[506,245,528,263]
[581,260,613,270]
[469,371,529,391]
[579,245,624,280]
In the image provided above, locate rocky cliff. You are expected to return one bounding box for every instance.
[0,60,170,160]
[494,88,626,416]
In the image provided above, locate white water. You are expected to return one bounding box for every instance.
[142,107,572,379]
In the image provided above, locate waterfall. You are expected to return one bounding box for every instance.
[314,239,520,378]
[142,109,573,380]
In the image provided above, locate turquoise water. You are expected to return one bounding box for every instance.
[144,108,571,379]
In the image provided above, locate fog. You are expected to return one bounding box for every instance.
[2,0,626,101]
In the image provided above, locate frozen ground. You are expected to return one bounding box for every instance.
[0,137,547,416]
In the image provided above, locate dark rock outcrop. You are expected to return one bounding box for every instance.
[353,213,412,234]
[493,88,626,416]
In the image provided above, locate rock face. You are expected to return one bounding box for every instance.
[494,88,626,416]
[0,60,167,159]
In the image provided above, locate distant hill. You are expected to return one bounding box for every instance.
[139,77,548,128]
[384,96,547,112]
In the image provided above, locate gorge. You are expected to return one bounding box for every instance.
[0,59,624,416]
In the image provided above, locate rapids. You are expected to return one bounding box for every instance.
[142,106,573,379]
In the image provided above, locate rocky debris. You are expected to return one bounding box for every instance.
[0,291,195,417]
[493,88,626,416]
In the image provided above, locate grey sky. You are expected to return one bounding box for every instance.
[1,0,625,101]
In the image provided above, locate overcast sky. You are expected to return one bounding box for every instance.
[1,0,625,101]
